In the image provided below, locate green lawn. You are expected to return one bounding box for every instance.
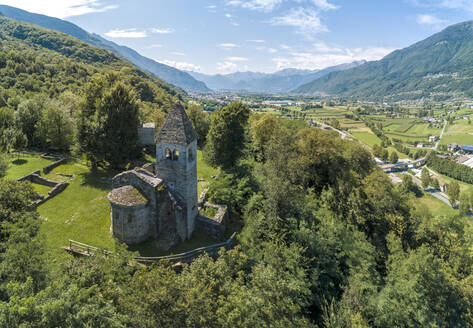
[405,123,441,136]
[5,153,54,180]
[351,131,382,147]
[441,120,473,145]
[197,149,219,195]
[32,183,52,197]
[38,162,118,259]
[414,193,456,218]
[440,133,473,145]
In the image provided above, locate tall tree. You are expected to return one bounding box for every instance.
[447,181,460,207]
[250,113,277,161]
[186,104,210,148]
[421,167,431,189]
[204,102,250,169]
[0,152,8,178]
[389,151,398,164]
[77,74,141,169]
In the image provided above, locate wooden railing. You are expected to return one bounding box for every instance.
[64,232,237,264]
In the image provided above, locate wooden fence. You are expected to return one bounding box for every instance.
[63,232,237,264]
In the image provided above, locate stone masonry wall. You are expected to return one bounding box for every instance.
[196,202,228,240]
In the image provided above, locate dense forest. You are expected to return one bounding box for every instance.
[1,15,473,328]
[0,16,182,156]
[3,103,473,326]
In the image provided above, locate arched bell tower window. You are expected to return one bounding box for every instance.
[173,149,179,161]
[188,148,194,162]
[165,148,172,160]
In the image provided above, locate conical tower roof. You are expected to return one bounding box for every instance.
[157,103,197,145]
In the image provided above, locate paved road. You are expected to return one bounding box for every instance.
[434,120,447,150]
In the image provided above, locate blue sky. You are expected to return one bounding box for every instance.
[1,0,473,74]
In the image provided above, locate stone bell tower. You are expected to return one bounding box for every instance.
[156,103,198,239]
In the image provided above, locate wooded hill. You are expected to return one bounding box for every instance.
[295,20,473,101]
[0,15,181,110]
[0,5,211,92]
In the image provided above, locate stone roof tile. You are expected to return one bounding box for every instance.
[157,103,197,145]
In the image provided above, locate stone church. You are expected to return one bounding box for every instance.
[107,103,199,248]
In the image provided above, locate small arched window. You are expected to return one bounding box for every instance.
[165,148,172,160]
[173,149,179,161]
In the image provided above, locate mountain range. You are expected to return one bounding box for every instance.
[0,5,210,92]
[188,61,366,93]
[295,20,473,101]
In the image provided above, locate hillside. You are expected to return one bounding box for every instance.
[295,21,473,101]
[0,16,180,108]
[0,5,210,92]
[188,61,365,93]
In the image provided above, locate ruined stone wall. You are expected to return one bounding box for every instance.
[18,173,58,187]
[196,203,228,240]
[43,158,68,174]
[33,182,69,208]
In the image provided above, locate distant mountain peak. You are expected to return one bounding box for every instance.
[294,20,473,100]
[187,60,366,93]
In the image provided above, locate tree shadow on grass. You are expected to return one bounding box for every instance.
[12,159,27,165]
[80,169,119,191]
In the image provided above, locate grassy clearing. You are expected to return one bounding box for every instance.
[414,193,456,218]
[32,183,52,197]
[5,153,53,179]
[406,123,441,136]
[38,162,117,259]
[351,131,382,147]
[440,134,473,145]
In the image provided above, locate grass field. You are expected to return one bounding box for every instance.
[405,123,441,136]
[440,134,473,145]
[414,193,457,218]
[351,131,382,147]
[5,153,53,179]
[32,183,52,197]
[440,120,473,145]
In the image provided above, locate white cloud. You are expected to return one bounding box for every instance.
[268,48,278,53]
[409,0,473,11]
[171,52,186,56]
[271,8,327,37]
[151,28,175,34]
[280,44,291,49]
[217,61,239,73]
[148,44,163,48]
[310,0,338,10]
[226,56,249,61]
[104,27,174,38]
[227,0,337,12]
[105,29,148,38]
[216,60,249,73]
[219,43,240,49]
[0,0,117,19]
[160,60,201,72]
[228,0,282,12]
[416,14,447,25]
[225,13,233,18]
[247,39,266,43]
[272,43,396,70]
